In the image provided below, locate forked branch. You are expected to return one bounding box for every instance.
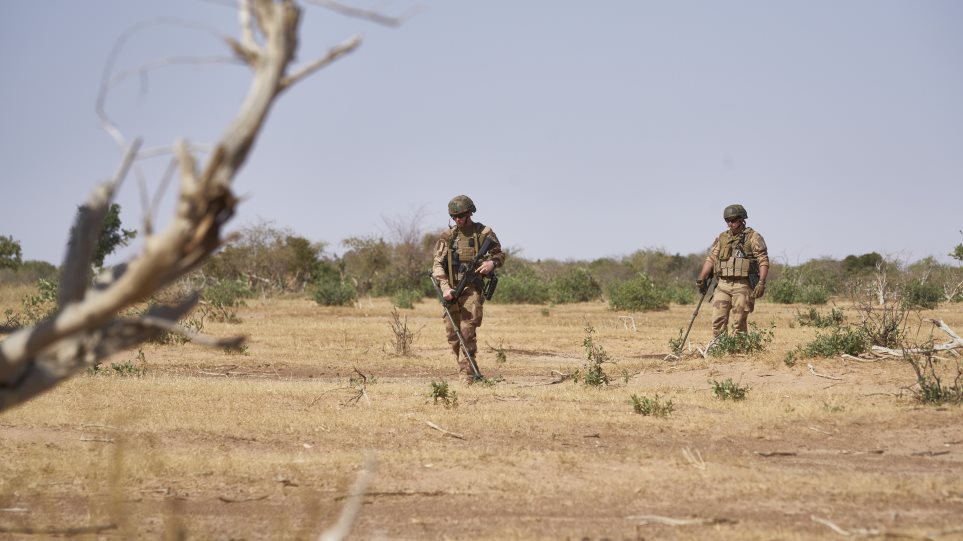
[0,0,360,412]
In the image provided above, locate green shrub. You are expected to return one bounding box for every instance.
[664,281,695,305]
[428,380,458,409]
[313,275,357,306]
[795,307,845,328]
[708,323,774,357]
[18,278,58,325]
[549,268,601,304]
[903,282,943,309]
[391,289,422,309]
[575,325,611,386]
[796,284,830,305]
[907,355,963,405]
[711,378,750,401]
[631,394,674,417]
[203,278,253,323]
[489,265,550,304]
[767,278,797,304]
[800,327,868,358]
[607,273,669,312]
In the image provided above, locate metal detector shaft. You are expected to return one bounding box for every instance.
[677,276,717,354]
[429,274,482,379]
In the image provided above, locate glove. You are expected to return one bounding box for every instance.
[696,278,708,295]
[753,281,766,299]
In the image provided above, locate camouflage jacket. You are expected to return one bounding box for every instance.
[431,222,505,294]
[705,226,769,277]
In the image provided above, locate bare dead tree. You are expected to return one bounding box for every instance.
[0,0,373,412]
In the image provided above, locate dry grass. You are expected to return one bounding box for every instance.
[2,290,963,539]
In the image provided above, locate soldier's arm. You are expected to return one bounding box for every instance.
[698,235,721,280]
[431,237,453,295]
[485,228,505,269]
[751,231,770,282]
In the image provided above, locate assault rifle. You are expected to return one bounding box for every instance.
[446,235,496,306]
[676,271,716,355]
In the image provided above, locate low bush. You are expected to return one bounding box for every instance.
[607,273,669,312]
[313,275,357,306]
[711,378,750,401]
[490,265,550,304]
[902,282,942,309]
[796,326,868,358]
[549,268,601,304]
[795,307,845,328]
[708,323,774,357]
[631,394,674,417]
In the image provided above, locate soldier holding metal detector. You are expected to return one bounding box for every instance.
[430,195,505,383]
[695,204,769,337]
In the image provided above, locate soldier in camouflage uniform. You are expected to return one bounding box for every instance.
[696,204,769,336]
[431,195,505,382]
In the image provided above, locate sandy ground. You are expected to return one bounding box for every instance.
[2,297,963,540]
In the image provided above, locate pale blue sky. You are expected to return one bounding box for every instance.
[1,1,961,267]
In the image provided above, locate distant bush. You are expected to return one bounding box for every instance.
[795,307,845,328]
[490,265,550,304]
[767,278,797,304]
[607,273,669,312]
[549,268,601,304]
[711,378,750,401]
[313,275,357,306]
[796,284,830,305]
[664,280,695,305]
[203,278,253,323]
[391,289,422,309]
[902,281,942,309]
[767,276,829,305]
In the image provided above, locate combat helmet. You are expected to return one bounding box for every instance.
[448,195,476,216]
[723,204,748,221]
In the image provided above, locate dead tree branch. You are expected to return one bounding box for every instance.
[0,0,360,412]
[872,319,963,357]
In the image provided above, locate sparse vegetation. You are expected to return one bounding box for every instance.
[88,350,147,377]
[795,307,845,328]
[428,380,458,409]
[708,323,774,357]
[389,307,418,356]
[607,272,669,312]
[906,353,963,405]
[711,378,750,401]
[575,325,611,386]
[631,393,674,416]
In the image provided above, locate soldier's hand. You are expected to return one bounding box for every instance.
[476,260,495,276]
[753,281,766,299]
[696,278,708,295]
[443,289,454,301]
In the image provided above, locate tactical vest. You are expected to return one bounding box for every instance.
[446,223,490,284]
[715,227,759,278]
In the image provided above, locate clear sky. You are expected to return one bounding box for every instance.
[2,1,961,268]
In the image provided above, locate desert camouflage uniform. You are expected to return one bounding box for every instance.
[705,227,769,336]
[431,222,505,377]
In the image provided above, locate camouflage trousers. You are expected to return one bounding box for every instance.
[711,277,752,336]
[443,285,484,375]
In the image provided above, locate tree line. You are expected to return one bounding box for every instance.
[3,218,962,314]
